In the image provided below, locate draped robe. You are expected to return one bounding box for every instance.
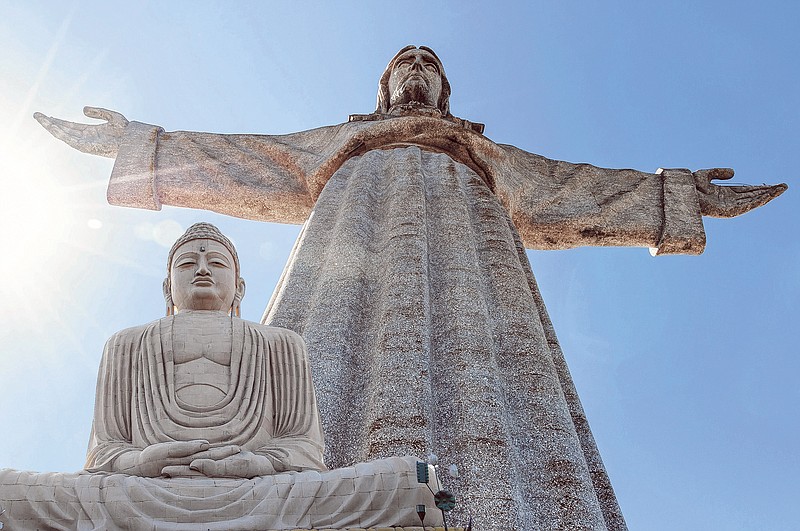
[102,114,707,530]
[86,317,325,473]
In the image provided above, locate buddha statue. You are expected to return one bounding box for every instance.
[86,222,326,478]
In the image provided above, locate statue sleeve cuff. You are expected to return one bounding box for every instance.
[107,121,164,210]
[650,168,706,256]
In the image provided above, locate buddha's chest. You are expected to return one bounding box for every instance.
[171,317,233,365]
[170,314,233,407]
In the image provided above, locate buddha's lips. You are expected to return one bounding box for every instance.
[192,279,214,285]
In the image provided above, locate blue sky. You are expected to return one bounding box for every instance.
[0,2,797,529]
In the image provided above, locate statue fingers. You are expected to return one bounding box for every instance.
[189,452,273,478]
[693,168,734,194]
[221,454,270,478]
[34,108,127,157]
[724,183,787,197]
[166,439,211,458]
[768,182,788,197]
[83,106,112,121]
[189,458,221,477]
[191,444,241,461]
[33,112,50,128]
[33,113,92,149]
[160,465,204,478]
[84,106,129,127]
[239,451,277,476]
[707,167,735,181]
[704,183,788,218]
[140,440,209,462]
[728,183,787,212]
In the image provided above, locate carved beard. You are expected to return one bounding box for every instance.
[391,77,436,108]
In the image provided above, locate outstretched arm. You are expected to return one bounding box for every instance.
[34,107,356,224]
[496,145,786,255]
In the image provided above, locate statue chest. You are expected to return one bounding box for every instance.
[169,313,233,408]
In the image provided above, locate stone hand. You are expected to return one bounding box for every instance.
[33,106,129,158]
[189,449,277,479]
[693,168,787,218]
[115,440,240,477]
[157,443,243,478]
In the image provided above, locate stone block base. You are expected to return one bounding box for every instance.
[0,457,444,530]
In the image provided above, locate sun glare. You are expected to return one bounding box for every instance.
[5,172,70,261]
[0,144,77,324]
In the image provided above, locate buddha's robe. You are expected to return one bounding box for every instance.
[87,317,325,473]
[0,456,442,530]
[99,114,706,530]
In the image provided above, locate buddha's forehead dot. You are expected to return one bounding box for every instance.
[174,239,211,260]
[190,238,209,252]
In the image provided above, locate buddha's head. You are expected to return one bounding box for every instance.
[163,223,246,316]
[376,45,451,116]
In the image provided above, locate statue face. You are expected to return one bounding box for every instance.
[169,238,239,312]
[388,49,443,109]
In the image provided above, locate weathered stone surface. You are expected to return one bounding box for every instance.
[32,45,786,530]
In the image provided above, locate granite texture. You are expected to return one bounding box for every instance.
[263,146,610,529]
[31,45,787,531]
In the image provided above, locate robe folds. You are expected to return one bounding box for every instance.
[0,456,443,530]
[87,317,326,473]
[100,115,709,529]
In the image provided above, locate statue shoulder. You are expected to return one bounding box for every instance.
[103,318,164,350]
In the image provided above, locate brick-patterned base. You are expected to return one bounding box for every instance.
[0,458,447,530]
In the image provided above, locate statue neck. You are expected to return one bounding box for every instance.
[175,309,231,316]
[348,106,485,135]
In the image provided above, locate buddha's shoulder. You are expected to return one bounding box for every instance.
[103,318,165,346]
[103,318,305,346]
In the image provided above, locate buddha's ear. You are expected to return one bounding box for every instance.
[162,278,174,316]
[236,277,246,302]
[232,277,246,317]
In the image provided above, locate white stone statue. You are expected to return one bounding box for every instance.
[86,222,326,478]
[0,222,443,530]
[32,45,786,530]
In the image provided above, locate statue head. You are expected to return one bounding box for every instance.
[376,45,452,116]
[163,222,246,316]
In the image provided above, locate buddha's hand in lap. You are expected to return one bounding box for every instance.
[188,449,277,479]
[115,440,242,477]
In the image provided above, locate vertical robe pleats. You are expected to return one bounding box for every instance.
[87,320,325,473]
[264,146,607,529]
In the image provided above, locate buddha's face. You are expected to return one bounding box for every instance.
[388,49,442,109]
[169,238,239,312]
